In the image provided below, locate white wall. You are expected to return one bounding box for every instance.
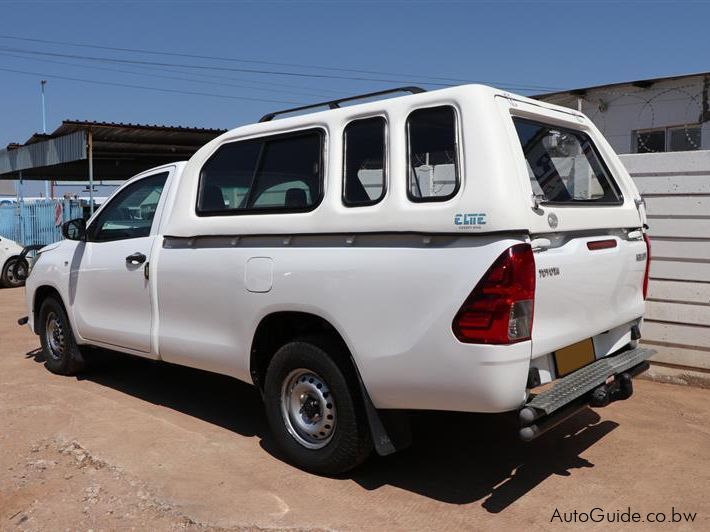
[0,180,15,196]
[542,76,708,154]
[620,151,710,373]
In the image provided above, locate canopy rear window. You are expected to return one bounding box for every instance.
[513,118,622,205]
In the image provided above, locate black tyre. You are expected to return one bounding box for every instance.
[1,257,27,288]
[38,296,86,375]
[264,336,372,475]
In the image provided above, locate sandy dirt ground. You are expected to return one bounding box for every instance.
[1,287,709,531]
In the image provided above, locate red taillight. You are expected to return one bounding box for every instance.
[643,233,651,299]
[453,243,536,344]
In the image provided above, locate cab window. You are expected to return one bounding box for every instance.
[88,172,168,242]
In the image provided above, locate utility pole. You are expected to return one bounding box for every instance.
[41,80,47,133]
[41,80,50,200]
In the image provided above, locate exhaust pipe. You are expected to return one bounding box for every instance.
[519,399,587,442]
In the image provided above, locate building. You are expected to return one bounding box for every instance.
[537,72,710,385]
[536,72,710,155]
[0,179,14,197]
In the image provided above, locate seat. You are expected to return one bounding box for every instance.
[201,185,226,211]
[285,188,308,208]
[344,169,371,204]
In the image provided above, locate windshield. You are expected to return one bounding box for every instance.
[513,118,622,204]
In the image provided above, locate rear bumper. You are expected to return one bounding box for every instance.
[518,346,654,441]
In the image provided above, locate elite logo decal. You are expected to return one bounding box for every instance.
[454,213,486,230]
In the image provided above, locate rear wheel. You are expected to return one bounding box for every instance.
[264,337,372,475]
[1,257,27,288]
[38,296,86,375]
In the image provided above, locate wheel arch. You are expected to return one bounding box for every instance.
[2,254,20,266]
[32,285,65,334]
[1,254,21,279]
[249,311,359,392]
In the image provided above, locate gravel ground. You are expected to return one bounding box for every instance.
[1,287,709,531]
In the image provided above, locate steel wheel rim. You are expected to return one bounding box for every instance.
[45,311,66,361]
[280,368,336,449]
[13,260,27,282]
[5,260,18,285]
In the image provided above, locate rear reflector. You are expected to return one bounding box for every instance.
[643,233,651,299]
[587,239,617,250]
[453,243,535,344]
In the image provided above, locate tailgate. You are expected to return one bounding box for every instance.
[497,96,648,359]
[532,232,646,358]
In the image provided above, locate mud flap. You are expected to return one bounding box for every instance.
[356,378,412,456]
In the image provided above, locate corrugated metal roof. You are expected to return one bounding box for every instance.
[535,71,710,100]
[0,120,226,181]
[61,119,226,133]
[0,131,86,175]
[21,120,226,146]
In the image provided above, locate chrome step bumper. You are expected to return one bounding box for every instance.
[519,346,655,441]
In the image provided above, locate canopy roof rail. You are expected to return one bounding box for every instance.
[258,86,426,122]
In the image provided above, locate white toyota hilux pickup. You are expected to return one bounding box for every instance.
[21,85,654,474]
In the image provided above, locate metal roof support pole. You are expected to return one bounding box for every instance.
[88,128,94,215]
[16,170,22,202]
[17,170,24,245]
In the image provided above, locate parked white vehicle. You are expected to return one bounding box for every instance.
[22,85,654,474]
[1,235,27,288]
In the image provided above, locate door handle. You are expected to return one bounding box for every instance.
[126,252,147,265]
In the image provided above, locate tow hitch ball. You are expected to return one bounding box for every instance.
[590,372,634,407]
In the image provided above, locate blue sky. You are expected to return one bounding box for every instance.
[1,0,709,194]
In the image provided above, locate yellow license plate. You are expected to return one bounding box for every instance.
[554,338,596,377]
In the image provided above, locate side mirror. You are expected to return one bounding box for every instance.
[62,218,87,241]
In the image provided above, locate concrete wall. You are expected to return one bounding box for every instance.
[620,151,710,375]
[0,180,15,196]
[542,76,709,154]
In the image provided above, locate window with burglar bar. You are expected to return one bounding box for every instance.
[633,124,702,153]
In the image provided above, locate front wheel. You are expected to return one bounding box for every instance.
[1,257,27,288]
[38,296,86,375]
[264,337,372,475]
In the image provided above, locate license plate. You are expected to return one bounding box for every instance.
[554,338,596,377]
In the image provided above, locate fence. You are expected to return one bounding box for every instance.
[0,200,84,246]
[621,150,710,375]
